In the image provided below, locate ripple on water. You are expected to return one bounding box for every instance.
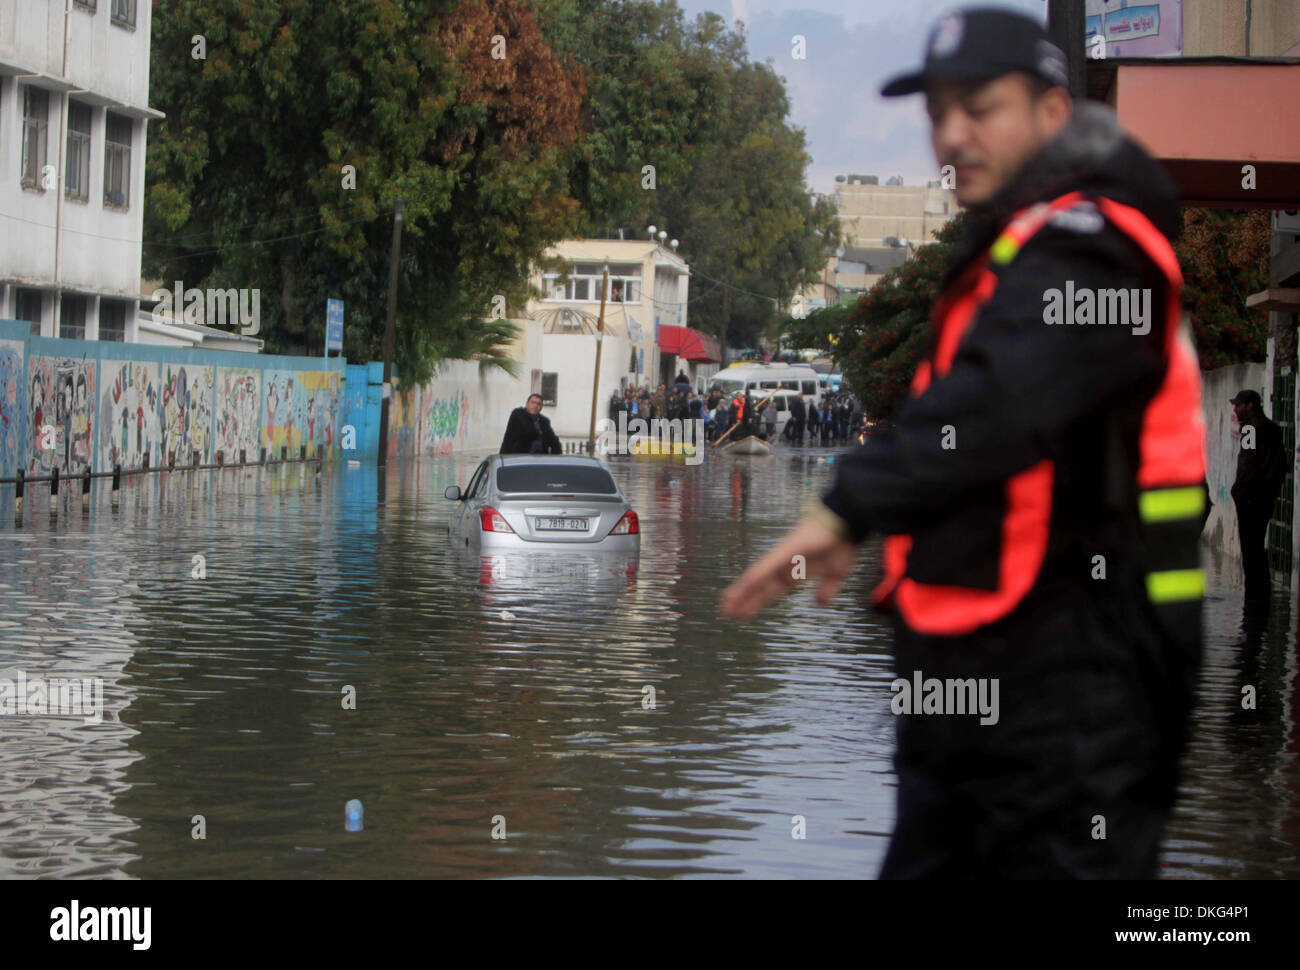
[0,451,1296,877]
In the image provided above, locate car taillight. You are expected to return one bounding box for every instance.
[480,507,515,533]
[609,510,639,535]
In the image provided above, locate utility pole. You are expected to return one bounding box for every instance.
[720,284,730,367]
[1046,0,1087,99]
[586,267,610,454]
[377,198,404,469]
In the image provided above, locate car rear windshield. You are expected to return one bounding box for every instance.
[496,465,618,494]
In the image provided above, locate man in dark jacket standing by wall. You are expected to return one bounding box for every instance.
[1231,389,1287,604]
[722,7,1206,879]
[500,394,562,455]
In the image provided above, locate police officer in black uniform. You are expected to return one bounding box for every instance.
[722,6,1206,879]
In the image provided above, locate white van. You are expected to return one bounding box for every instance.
[709,362,820,436]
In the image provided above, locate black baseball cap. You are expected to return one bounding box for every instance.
[881,6,1070,98]
[1230,389,1262,406]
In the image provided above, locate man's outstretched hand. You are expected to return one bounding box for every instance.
[719,515,861,620]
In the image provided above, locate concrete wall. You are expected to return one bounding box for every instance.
[0,319,343,477]
[540,331,632,439]
[0,313,551,473]
[1202,360,1268,562]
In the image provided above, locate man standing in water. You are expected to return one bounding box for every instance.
[722,7,1206,878]
[1229,389,1286,605]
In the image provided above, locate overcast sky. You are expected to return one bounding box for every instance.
[673,0,1048,193]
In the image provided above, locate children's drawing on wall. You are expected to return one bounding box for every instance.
[30,357,95,476]
[98,361,160,473]
[263,370,304,455]
[0,341,25,476]
[216,368,260,461]
[264,369,339,456]
[160,364,213,465]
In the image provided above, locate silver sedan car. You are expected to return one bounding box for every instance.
[444,454,640,551]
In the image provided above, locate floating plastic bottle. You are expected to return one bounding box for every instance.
[345,799,364,832]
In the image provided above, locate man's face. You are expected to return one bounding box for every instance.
[926,73,1071,208]
[525,396,542,416]
[1233,400,1253,423]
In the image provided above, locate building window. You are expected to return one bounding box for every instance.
[15,289,43,336]
[541,263,642,304]
[74,0,97,11]
[59,295,88,340]
[541,372,558,407]
[110,0,135,28]
[103,112,132,207]
[21,87,49,189]
[99,299,128,341]
[66,101,92,202]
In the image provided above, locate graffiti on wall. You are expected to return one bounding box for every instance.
[160,364,214,465]
[0,341,26,475]
[263,369,339,456]
[215,368,261,461]
[424,390,470,457]
[98,361,160,472]
[30,357,96,476]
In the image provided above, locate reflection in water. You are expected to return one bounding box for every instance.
[0,452,1296,877]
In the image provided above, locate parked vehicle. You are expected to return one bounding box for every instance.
[444,455,640,551]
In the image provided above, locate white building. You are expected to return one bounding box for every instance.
[525,236,718,438]
[0,0,160,341]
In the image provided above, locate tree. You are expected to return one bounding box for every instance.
[145,0,584,384]
[779,303,851,356]
[534,3,839,357]
[1173,209,1271,370]
[835,213,967,418]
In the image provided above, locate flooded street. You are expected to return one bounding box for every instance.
[0,450,1297,879]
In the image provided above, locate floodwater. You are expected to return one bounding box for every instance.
[0,450,1296,878]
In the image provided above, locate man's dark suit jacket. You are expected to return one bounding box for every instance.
[500,407,562,454]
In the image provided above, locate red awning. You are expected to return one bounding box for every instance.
[658,325,720,363]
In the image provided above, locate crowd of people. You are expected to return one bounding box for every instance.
[606,372,867,446]
[607,375,704,425]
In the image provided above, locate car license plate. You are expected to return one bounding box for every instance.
[536,517,588,531]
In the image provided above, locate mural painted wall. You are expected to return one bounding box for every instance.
[98,361,160,472]
[0,319,535,477]
[306,370,339,452]
[160,364,214,465]
[29,356,96,476]
[216,367,261,461]
[0,340,25,475]
[263,368,340,456]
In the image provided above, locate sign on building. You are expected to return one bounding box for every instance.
[325,299,344,354]
[1086,0,1182,56]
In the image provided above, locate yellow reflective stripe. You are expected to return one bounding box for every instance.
[1139,486,1206,523]
[990,234,1020,265]
[1146,568,1205,603]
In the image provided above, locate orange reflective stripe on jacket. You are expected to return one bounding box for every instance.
[874,193,1204,636]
